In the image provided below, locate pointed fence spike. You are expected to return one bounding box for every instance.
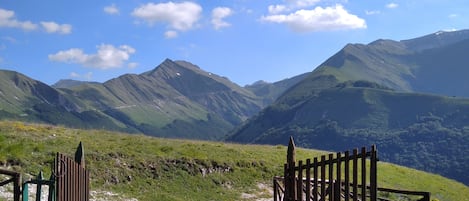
[37,171,43,180]
[287,136,296,165]
[75,141,85,168]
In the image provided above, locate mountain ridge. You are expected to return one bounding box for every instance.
[227,29,469,185]
[0,58,302,140]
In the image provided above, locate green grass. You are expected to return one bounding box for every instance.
[0,121,468,200]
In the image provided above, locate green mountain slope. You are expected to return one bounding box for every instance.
[281,30,469,101]
[245,72,310,105]
[0,70,124,130]
[1,121,468,201]
[52,79,100,89]
[1,59,277,140]
[228,82,469,185]
[228,30,469,185]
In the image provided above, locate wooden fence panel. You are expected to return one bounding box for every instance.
[274,138,430,201]
[55,142,89,201]
[279,138,377,201]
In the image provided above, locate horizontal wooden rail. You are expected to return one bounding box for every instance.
[0,169,21,201]
[377,187,430,201]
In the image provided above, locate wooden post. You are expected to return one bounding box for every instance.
[352,149,358,201]
[75,141,85,168]
[285,136,296,201]
[14,171,21,201]
[274,177,278,201]
[361,147,366,201]
[370,145,377,201]
[320,155,326,201]
[297,160,303,201]
[328,154,334,201]
[305,159,311,201]
[313,158,318,201]
[287,136,296,166]
[344,151,350,201]
[335,152,342,201]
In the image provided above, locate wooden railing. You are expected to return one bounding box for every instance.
[0,168,21,201]
[274,137,430,201]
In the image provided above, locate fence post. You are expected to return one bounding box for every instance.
[284,136,296,201]
[370,145,377,201]
[75,141,85,168]
[35,171,43,201]
[14,171,21,201]
[48,174,55,201]
[274,177,278,201]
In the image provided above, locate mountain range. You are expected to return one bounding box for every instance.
[228,29,469,185]
[1,29,469,185]
[0,59,302,140]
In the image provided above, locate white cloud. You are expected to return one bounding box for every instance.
[268,5,288,14]
[287,0,321,8]
[70,72,80,78]
[49,44,136,69]
[127,62,138,69]
[261,4,366,32]
[70,72,93,80]
[2,36,16,43]
[365,10,380,15]
[448,14,458,18]
[104,4,120,15]
[0,8,72,34]
[0,8,37,31]
[211,7,233,30]
[268,0,320,14]
[386,3,398,9]
[40,21,72,34]
[131,2,202,31]
[165,30,178,39]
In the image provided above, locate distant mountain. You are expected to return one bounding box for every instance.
[52,79,100,89]
[280,30,469,102]
[245,73,310,105]
[402,29,469,51]
[0,59,301,140]
[227,29,469,185]
[0,70,121,129]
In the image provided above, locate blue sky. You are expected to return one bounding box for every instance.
[0,0,468,86]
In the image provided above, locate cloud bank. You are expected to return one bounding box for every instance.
[261,4,366,32]
[212,7,233,30]
[131,1,202,38]
[49,44,136,69]
[0,8,72,34]
[0,8,37,31]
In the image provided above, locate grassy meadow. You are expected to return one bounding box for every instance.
[0,121,468,201]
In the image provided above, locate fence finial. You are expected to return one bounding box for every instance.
[75,141,85,168]
[287,136,296,165]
